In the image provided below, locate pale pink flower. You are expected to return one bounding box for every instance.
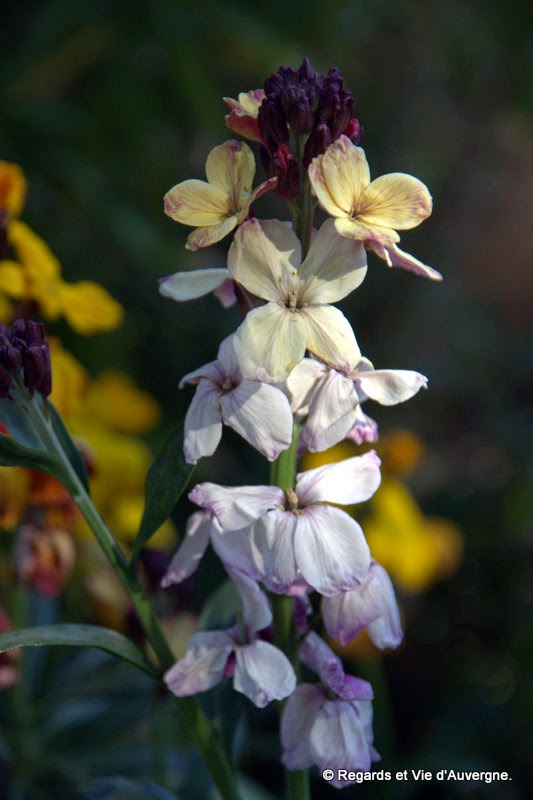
[159,267,236,308]
[189,451,381,597]
[179,334,293,463]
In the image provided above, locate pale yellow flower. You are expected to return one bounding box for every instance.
[164,140,275,251]
[308,136,442,280]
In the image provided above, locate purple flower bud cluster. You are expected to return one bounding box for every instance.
[258,58,363,200]
[0,320,52,398]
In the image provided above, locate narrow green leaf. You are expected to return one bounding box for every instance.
[0,432,67,482]
[0,624,159,679]
[131,424,194,563]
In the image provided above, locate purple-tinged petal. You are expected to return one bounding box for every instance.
[189,482,284,531]
[300,369,358,453]
[346,406,379,444]
[164,630,233,696]
[353,368,427,405]
[228,568,272,633]
[159,268,233,301]
[182,380,223,464]
[250,510,300,594]
[296,451,381,507]
[220,380,293,461]
[161,511,211,587]
[179,359,225,388]
[322,561,403,649]
[309,700,374,783]
[368,240,443,281]
[211,523,260,580]
[301,632,373,701]
[281,684,325,770]
[294,505,371,596]
[213,277,237,308]
[233,640,296,708]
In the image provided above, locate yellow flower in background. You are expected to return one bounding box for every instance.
[164,140,276,251]
[0,160,123,334]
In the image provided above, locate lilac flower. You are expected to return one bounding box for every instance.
[180,333,293,463]
[189,451,381,596]
[322,561,403,649]
[159,267,237,308]
[285,355,427,453]
[164,565,296,708]
[281,633,379,786]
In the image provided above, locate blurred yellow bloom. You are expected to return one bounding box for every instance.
[164,140,276,251]
[0,467,30,530]
[82,370,161,434]
[0,160,123,334]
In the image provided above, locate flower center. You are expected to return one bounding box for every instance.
[285,487,300,513]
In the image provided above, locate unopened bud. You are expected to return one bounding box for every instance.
[303,122,332,167]
[272,144,300,201]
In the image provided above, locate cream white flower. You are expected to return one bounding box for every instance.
[228,218,367,383]
[308,136,442,280]
[164,140,275,251]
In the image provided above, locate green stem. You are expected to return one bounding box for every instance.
[22,392,241,800]
[287,769,311,800]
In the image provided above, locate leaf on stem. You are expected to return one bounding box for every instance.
[131,424,194,565]
[0,624,159,679]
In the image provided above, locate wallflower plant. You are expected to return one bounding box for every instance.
[0,58,441,800]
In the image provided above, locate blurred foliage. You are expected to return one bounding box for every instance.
[1,0,532,798]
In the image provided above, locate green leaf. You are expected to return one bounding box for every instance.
[0,395,42,448]
[0,624,159,679]
[131,424,194,564]
[47,400,89,491]
[0,431,67,482]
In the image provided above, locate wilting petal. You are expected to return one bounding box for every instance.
[182,380,222,464]
[298,219,367,304]
[354,367,427,405]
[296,451,381,506]
[234,303,307,383]
[228,218,301,301]
[220,380,292,461]
[164,630,233,696]
[161,511,211,587]
[310,700,374,781]
[301,633,372,701]
[234,640,296,707]
[205,140,255,197]
[369,240,443,281]
[281,684,325,770]
[300,305,360,374]
[322,561,403,649]
[347,405,379,445]
[360,172,432,230]
[300,369,357,453]
[189,482,284,531]
[164,179,229,225]
[251,510,299,594]
[294,505,371,596]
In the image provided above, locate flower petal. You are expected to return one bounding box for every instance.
[220,380,292,461]
[354,368,427,405]
[228,218,301,301]
[228,568,272,633]
[284,358,326,419]
[360,173,432,231]
[301,632,373,700]
[234,640,296,707]
[294,505,371,596]
[161,511,212,587]
[185,215,238,251]
[182,380,222,464]
[189,482,284,531]
[164,179,229,225]
[205,140,255,197]
[296,451,381,506]
[298,219,367,304]
[164,630,233,696]
[281,684,325,770]
[159,268,232,302]
[300,369,358,453]
[312,138,371,216]
[251,510,299,594]
[234,303,307,383]
[310,700,373,781]
[369,240,443,281]
[300,305,360,374]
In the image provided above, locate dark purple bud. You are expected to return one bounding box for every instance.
[280,86,297,118]
[272,144,300,201]
[298,57,315,83]
[11,319,26,340]
[0,363,12,398]
[258,99,289,152]
[324,66,344,93]
[1,342,22,371]
[303,123,332,167]
[24,320,46,347]
[22,343,52,396]
[330,94,355,139]
[317,85,340,122]
[289,96,314,134]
